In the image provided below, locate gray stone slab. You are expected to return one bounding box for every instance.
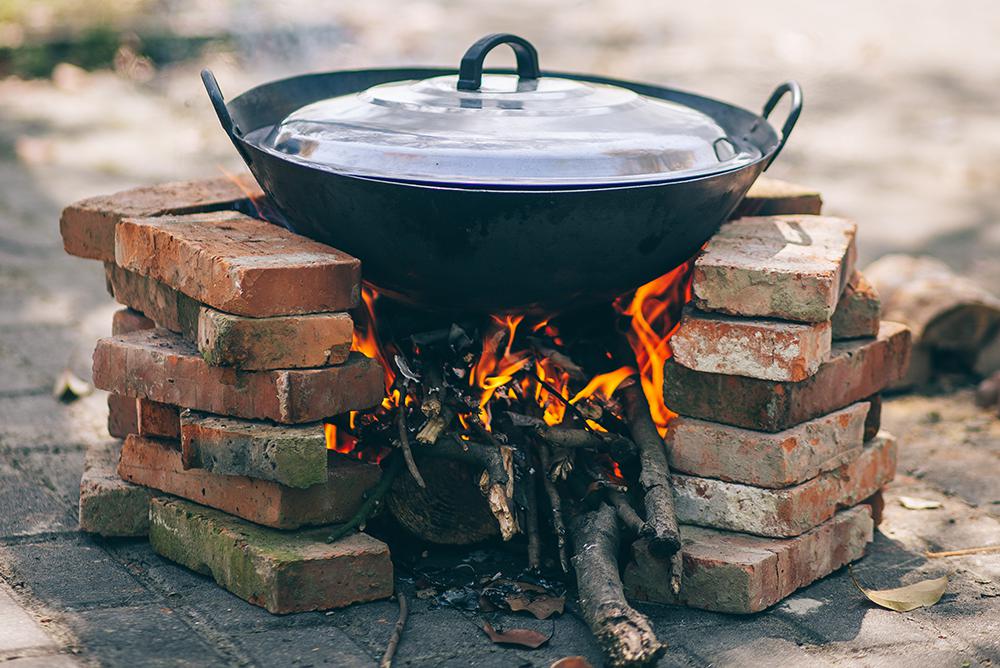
[0,582,59,655]
[0,460,77,537]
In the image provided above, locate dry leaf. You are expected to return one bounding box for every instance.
[482,621,551,649]
[52,368,92,402]
[551,657,594,668]
[851,572,948,612]
[899,496,943,510]
[506,593,565,619]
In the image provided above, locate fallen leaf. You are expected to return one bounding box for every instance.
[506,593,565,619]
[551,657,593,668]
[52,368,92,402]
[482,621,551,649]
[851,572,948,612]
[899,496,943,510]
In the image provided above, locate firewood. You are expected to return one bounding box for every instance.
[570,503,664,667]
[395,388,426,488]
[621,384,682,557]
[380,592,408,668]
[523,458,542,570]
[506,413,638,460]
[536,442,570,573]
[608,490,650,538]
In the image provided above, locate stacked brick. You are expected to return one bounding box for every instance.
[623,183,913,613]
[63,179,393,613]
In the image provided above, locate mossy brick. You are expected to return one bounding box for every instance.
[105,264,199,338]
[149,497,392,614]
[691,215,857,323]
[832,271,881,340]
[115,210,360,317]
[111,307,154,335]
[119,435,379,529]
[79,440,153,537]
[666,402,869,488]
[624,505,872,614]
[180,410,327,489]
[92,329,383,424]
[664,321,911,432]
[137,399,180,440]
[671,432,896,537]
[670,308,832,382]
[60,175,262,261]
[730,176,823,219]
[107,394,138,439]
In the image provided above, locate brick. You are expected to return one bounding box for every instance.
[105,263,199,337]
[863,394,882,441]
[664,321,911,432]
[111,308,154,335]
[197,308,353,370]
[731,176,823,218]
[180,410,327,489]
[670,309,831,381]
[137,399,180,439]
[107,265,354,369]
[671,432,896,537]
[692,215,857,323]
[624,505,872,613]
[118,435,380,529]
[832,271,881,339]
[79,440,152,536]
[60,175,262,261]
[115,211,360,317]
[92,329,383,424]
[666,402,869,488]
[107,394,138,439]
[149,497,392,614]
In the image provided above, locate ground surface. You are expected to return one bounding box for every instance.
[1,1,999,666]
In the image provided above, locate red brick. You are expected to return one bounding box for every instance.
[671,432,896,537]
[60,175,262,261]
[137,399,180,440]
[107,394,138,439]
[105,264,199,337]
[149,497,393,614]
[692,215,857,323]
[92,329,383,424]
[111,308,154,335]
[670,309,831,381]
[624,505,872,613]
[115,211,360,316]
[119,435,380,529]
[832,271,881,340]
[731,176,823,218]
[666,402,869,488]
[79,440,152,537]
[664,321,912,432]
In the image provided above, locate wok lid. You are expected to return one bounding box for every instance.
[258,34,765,187]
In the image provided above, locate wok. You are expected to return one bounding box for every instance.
[202,34,801,314]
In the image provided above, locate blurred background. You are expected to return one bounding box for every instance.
[1,0,998,360]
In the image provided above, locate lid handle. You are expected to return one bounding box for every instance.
[457,33,540,92]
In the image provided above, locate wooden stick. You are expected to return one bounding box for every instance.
[621,383,681,558]
[926,545,1000,558]
[396,389,426,488]
[608,490,650,538]
[570,503,664,667]
[537,442,570,573]
[379,591,408,668]
[327,453,404,543]
[524,460,542,570]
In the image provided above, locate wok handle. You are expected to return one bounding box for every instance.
[761,81,802,170]
[201,68,253,165]
[457,33,540,91]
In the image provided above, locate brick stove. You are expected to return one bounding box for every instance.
[63,174,911,641]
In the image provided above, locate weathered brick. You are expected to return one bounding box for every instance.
[137,399,180,440]
[624,505,872,613]
[149,497,392,614]
[731,176,823,218]
[670,309,831,381]
[60,175,262,261]
[79,440,152,537]
[107,394,138,439]
[92,329,383,424]
[664,321,911,432]
[671,432,896,537]
[197,308,353,370]
[666,402,869,488]
[692,215,857,323]
[119,435,380,529]
[115,211,361,317]
[106,265,355,370]
[832,271,881,340]
[180,410,327,489]
[111,307,154,335]
[105,263,199,337]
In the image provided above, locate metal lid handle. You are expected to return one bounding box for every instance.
[457,33,540,92]
[762,81,803,170]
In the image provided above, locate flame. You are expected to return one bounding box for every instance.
[615,261,694,435]
[569,366,635,406]
[469,315,531,428]
[354,285,397,394]
[217,166,270,220]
